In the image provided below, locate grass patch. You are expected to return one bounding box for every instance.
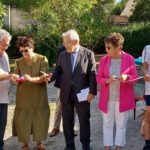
[46,140,56,146]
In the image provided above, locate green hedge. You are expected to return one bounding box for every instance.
[6,22,150,64]
[94,22,150,58]
[111,22,150,58]
[6,29,59,66]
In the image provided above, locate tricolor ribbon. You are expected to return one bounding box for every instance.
[124,76,144,83]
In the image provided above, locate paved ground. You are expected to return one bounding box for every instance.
[3,81,145,150]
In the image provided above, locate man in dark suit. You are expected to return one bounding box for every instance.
[50,29,97,150]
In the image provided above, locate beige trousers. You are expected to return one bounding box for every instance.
[143,106,150,140]
[53,88,62,129]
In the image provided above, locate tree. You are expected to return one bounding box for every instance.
[1,0,115,64]
[30,0,115,46]
[111,0,128,15]
[0,0,45,11]
[129,0,150,22]
[0,2,6,28]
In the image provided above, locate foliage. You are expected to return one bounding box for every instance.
[111,0,128,15]
[0,2,6,28]
[129,0,150,22]
[2,0,115,64]
[108,22,150,57]
[6,28,28,59]
[0,0,45,11]
[22,0,115,64]
[32,0,114,47]
[5,27,56,66]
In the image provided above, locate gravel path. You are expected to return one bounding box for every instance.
[3,82,145,150]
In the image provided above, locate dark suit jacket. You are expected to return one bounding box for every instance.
[54,46,65,88]
[51,46,97,103]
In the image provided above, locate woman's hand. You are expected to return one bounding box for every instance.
[144,74,150,82]
[40,71,52,82]
[10,74,19,81]
[105,76,119,84]
[24,74,33,82]
[120,74,129,82]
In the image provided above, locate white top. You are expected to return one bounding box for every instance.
[0,52,10,103]
[142,45,150,95]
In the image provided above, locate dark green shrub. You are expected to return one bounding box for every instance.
[95,22,150,58]
[111,0,128,15]
[129,0,150,22]
[6,28,59,65]
[110,22,150,57]
[6,29,26,59]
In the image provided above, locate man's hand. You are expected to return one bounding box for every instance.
[40,71,52,82]
[87,93,95,102]
[144,74,150,82]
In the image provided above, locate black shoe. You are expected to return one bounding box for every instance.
[64,147,76,150]
[143,145,150,150]
[83,146,93,150]
[143,140,150,150]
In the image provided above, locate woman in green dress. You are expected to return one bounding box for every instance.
[13,36,50,150]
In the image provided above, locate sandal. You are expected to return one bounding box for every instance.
[104,146,111,150]
[22,144,29,150]
[36,143,46,150]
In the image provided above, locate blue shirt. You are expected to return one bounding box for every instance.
[71,45,80,72]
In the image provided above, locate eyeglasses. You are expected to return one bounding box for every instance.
[62,40,73,46]
[19,49,29,53]
[105,46,111,50]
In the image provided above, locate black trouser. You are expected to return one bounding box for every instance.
[0,104,8,150]
[143,140,150,150]
[62,89,91,149]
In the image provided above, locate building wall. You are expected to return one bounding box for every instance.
[120,0,136,17]
[4,6,33,30]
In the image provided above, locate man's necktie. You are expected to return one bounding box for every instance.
[71,52,75,72]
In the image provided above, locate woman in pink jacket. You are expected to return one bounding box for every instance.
[96,32,138,150]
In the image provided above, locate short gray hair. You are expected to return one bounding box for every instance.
[62,29,79,42]
[0,29,12,42]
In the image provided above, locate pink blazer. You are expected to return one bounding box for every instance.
[96,51,138,113]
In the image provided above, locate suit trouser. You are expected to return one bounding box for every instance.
[62,89,90,149]
[0,104,8,150]
[143,141,150,150]
[53,88,62,129]
[53,88,77,130]
[102,101,128,147]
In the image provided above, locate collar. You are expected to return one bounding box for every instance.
[74,45,80,53]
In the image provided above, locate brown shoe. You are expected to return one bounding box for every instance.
[49,128,60,137]
[104,146,111,150]
[115,146,122,150]
[22,143,29,150]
